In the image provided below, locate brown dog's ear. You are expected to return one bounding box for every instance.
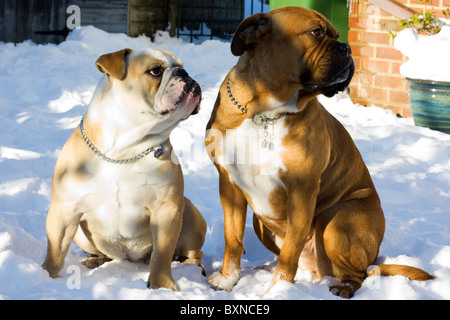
[231,13,271,56]
[96,48,132,80]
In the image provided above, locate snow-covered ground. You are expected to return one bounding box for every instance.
[0,27,449,300]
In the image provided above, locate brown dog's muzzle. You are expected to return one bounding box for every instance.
[302,41,355,98]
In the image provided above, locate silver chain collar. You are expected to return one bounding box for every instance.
[227,78,248,114]
[79,116,164,164]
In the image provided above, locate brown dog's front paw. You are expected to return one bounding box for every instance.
[329,281,360,299]
[208,271,239,292]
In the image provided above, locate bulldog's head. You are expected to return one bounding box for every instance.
[95,48,201,126]
[231,6,354,98]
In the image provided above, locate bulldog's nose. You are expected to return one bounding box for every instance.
[337,43,352,56]
[172,67,189,78]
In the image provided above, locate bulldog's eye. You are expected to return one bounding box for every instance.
[146,67,163,77]
[310,28,322,38]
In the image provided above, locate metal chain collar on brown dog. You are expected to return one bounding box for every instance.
[227,78,287,150]
[227,78,248,113]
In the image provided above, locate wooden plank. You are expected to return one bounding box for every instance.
[0,0,68,44]
[81,11,128,23]
[69,0,128,34]
[0,2,4,42]
[128,9,166,22]
[1,0,17,43]
[128,0,168,37]
[70,0,128,9]
[129,0,166,7]
[15,1,31,42]
[31,0,67,44]
[92,23,127,33]
[366,0,418,19]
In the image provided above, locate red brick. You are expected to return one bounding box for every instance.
[402,107,412,118]
[389,89,410,105]
[376,47,404,60]
[350,1,362,15]
[348,30,362,43]
[359,86,389,101]
[390,61,403,74]
[362,59,390,73]
[353,72,374,86]
[445,0,450,7]
[374,75,406,90]
[351,44,375,58]
[349,17,369,29]
[348,83,359,97]
[363,32,391,45]
[353,57,362,70]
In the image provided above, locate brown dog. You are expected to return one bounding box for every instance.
[42,48,206,291]
[205,6,434,298]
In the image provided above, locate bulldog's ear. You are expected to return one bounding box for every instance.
[96,48,132,80]
[231,13,271,56]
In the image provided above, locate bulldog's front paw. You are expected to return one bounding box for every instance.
[147,275,179,291]
[42,260,61,279]
[208,270,240,292]
[81,255,112,269]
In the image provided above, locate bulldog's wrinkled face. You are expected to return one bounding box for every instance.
[231,6,355,99]
[96,48,201,128]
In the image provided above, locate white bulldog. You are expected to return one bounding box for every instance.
[42,48,206,291]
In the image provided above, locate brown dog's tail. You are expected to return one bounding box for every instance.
[367,264,435,281]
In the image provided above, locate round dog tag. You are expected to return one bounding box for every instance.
[154,148,164,160]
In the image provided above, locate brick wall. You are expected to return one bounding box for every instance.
[348,0,448,117]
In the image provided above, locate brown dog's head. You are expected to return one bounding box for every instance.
[231,6,354,98]
[95,48,201,125]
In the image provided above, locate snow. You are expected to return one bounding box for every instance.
[1,27,450,300]
[394,25,450,82]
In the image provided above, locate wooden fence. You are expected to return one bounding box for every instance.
[0,0,267,44]
[0,0,128,44]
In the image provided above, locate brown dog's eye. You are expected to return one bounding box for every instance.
[146,67,163,77]
[310,28,322,37]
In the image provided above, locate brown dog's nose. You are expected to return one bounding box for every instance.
[338,43,352,56]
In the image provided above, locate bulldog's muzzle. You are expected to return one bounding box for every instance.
[157,67,202,116]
